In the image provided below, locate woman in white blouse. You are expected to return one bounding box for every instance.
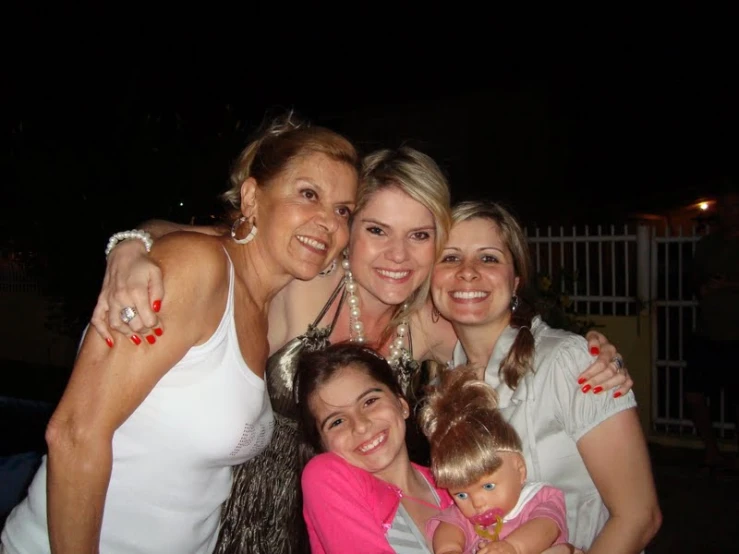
[431,201,662,553]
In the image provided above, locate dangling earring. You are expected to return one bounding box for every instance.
[318,258,337,277]
[510,294,519,312]
[231,216,257,245]
[431,307,440,323]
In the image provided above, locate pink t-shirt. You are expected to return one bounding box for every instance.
[426,484,568,554]
[302,452,453,554]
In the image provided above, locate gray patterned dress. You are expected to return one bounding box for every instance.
[213,282,423,554]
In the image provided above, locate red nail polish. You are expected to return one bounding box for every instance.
[152,300,162,313]
[593,386,603,394]
[154,327,163,336]
[131,335,142,345]
[577,377,587,385]
[614,391,622,399]
[146,335,156,344]
[589,346,600,356]
[105,337,114,348]
[581,384,592,393]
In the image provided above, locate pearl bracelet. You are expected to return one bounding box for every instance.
[105,229,154,258]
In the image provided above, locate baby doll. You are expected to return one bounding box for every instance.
[419,368,570,554]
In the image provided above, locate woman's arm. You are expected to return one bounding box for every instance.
[577,409,662,554]
[46,236,223,553]
[417,304,633,396]
[89,220,226,345]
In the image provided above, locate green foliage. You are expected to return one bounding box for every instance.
[531,271,598,336]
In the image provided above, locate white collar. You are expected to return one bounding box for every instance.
[504,481,547,521]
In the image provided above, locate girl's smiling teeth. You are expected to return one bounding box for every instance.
[357,431,388,454]
[296,235,327,251]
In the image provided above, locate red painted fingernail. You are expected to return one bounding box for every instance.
[105,337,114,348]
[131,335,142,345]
[577,377,587,385]
[146,335,156,344]
[614,391,622,399]
[589,346,600,356]
[153,300,162,313]
[593,386,603,394]
[154,327,163,336]
[581,384,592,393]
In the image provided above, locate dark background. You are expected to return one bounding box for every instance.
[3,8,739,332]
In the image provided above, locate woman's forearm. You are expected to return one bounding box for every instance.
[138,219,226,240]
[588,510,661,554]
[47,425,113,554]
[138,219,193,240]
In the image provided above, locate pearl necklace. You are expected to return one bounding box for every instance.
[341,257,411,369]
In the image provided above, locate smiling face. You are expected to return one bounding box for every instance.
[249,152,358,281]
[309,363,410,480]
[431,218,520,327]
[347,187,437,309]
[448,452,526,523]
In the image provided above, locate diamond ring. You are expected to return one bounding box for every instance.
[120,306,138,324]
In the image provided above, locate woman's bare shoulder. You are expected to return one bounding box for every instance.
[152,233,229,303]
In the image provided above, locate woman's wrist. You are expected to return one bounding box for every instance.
[105,230,153,258]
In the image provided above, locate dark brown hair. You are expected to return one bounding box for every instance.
[294,343,405,459]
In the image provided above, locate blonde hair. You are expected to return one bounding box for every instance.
[221,113,359,218]
[451,201,535,390]
[418,367,522,490]
[357,147,452,326]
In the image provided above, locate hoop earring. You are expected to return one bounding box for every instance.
[431,307,440,323]
[231,216,257,245]
[510,294,519,313]
[318,258,337,277]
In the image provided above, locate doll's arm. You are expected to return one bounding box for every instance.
[476,517,561,554]
[431,521,466,554]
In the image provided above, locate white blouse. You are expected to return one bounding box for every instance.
[451,317,638,550]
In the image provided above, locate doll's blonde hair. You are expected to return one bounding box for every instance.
[418,367,522,490]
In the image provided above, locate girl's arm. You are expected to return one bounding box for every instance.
[47,236,223,552]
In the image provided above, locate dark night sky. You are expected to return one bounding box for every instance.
[4,11,739,247]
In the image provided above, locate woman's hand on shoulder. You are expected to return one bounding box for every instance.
[96,233,225,348]
[578,331,634,398]
[90,223,227,348]
[91,238,165,346]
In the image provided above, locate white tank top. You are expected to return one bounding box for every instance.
[2,251,274,554]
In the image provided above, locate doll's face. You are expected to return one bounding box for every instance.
[447,452,527,524]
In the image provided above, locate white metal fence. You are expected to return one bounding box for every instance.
[526,225,639,316]
[0,262,40,293]
[526,223,733,440]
